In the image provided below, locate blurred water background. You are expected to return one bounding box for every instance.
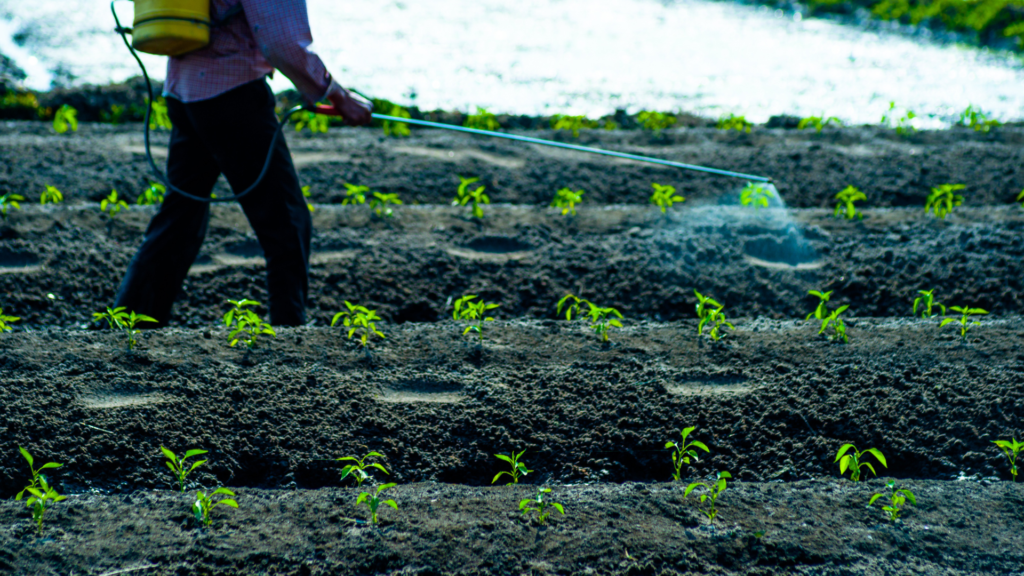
[1,0,1022,126]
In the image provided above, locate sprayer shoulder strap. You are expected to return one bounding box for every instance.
[211,3,244,27]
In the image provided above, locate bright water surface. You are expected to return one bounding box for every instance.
[1,0,1022,126]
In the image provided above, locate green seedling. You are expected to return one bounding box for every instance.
[337,451,389,486]
[301,185,315,212]
[193,487,238,527]
[383,104,411,137]
[520,487,564,525]
[881,101,915,135]
[637,110,677,133]
[464,107,500,131]
[798,115,842,133]
[550,114,598,137]
[834,185,866,220]
[666,427,710,482]
[584,303,624,343]
[940,305,987,342]
[452,176,490,219]
[22,477,66,536]
[453,294,499,341]
[137,182,166,206]
[53,104,78,134]
[101,189,128,217]
[91,306,158,351]
[294,110,329,134]
[835,444,886,482]
[806,290,833,322]
[1017,189,1024,208]
[40,185,63,206]
[717,114,752,133]
[685,471,731,522]
[357,483,398,524]
[556,293,585,322]
[160,446,208,493]
[223,299,275,349]
[740,183,774,211]
[925,184,965,219]
[149,97,172,130]
[992,438,1023,481]
[493,450,532,485]
[912,289,945,318]
[332,301,385,347]
[820,305,849,343]
[0,192,24,218]
[694,290,733,342]
[342,183,369,205]
[601,119,619,130]
[0,307,19,332]
[16,447,62,501]
[551,187,583,216]
[370,192,402,218]
[650,182,685,213]
[101,104,126,124]
[869,479,915,522]
[958,105,1000,133]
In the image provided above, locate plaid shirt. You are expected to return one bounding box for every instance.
[163,0,332,104]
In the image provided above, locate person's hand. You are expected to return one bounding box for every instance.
[323,80,373,126]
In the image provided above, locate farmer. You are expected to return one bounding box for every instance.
[114,0,371,326]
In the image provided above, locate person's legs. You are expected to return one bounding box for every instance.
[114,98,221,325]
[183,79,311,326]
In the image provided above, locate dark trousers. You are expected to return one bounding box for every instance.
[115,78,311,326]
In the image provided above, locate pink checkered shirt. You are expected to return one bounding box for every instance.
[163,0,332,104]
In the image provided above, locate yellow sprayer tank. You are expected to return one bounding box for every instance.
[132,0,211,56]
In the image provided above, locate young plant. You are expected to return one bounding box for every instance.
[912,289,945,318]
[958,105,1000,133]
[520,487,564,525]
[101,104,126,124]
[584,303,624,343]
[869,479,915,522]
[223,299,275,350]
[637,110,677,133]
[149,97,173,130]
[356,483,398,524]
[685,471,731,522]
[452,176,490,219]
[716,114,752,133]
[370,191,402,218]
[940,305,988,342]
[0,192,24,219]
[464,107,500,131]
[53,104,78,134]
[160,446,208,493]
[666,427,710,482]
[550,114,598,137]
[193,487,238,527]
[834,185,866,220]
[137,182,166,206]
[91,306,158,351]
[798,115,842,133]
[453,294,498,341]
[40,185,63,206]
[15,447,62,501]
[1017,189,1024,209]
[556,293,584,321]
[492,450,532,485]
[342,183,369,205]
[992,438,1023,482]
[806,290,833,323]
[881,101,915,135]
[650,182,685,213]
[925,184,965,219]
[332,301,385,347]
[740,183,774,211]
[0,307,19,332]
[694,290,733,342]
[294,110,329,134]
[835,444,887,482]
[337,451,390,486]
[382,104,411,137]
[101,189,129,217]
[301,185,315,212]
[820,305,850,343]
[22,477,66,536]
[551,187,584,216]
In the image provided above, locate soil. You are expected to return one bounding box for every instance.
[1,122,1023,574]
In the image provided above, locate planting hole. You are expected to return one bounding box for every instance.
[379,379,465,404]
[0,249,41,274]
[447,236,534,262]
[741,226,821,269]
[79,390,167,409]
[666,375,752,396]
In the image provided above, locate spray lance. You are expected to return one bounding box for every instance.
[113,0,772,204]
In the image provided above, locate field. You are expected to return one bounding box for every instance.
[1,121,1023,575]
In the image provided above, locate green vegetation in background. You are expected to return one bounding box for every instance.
[294,110,329,134]
[0,307,19,332]
[959,105,1001,132]
[798,115,842,133]
[717,114,752,133]
[370,192,402,218]
[551,114,599,137]
[148,97,172,130]
[638,110,677,133]
[137,182,165,206]
[464,107,500,131]
[382,104,411,137]
[881,101,916,135]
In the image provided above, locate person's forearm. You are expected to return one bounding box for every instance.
[241,0,333,103]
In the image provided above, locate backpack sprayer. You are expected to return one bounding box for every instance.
[113,0,771,204]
